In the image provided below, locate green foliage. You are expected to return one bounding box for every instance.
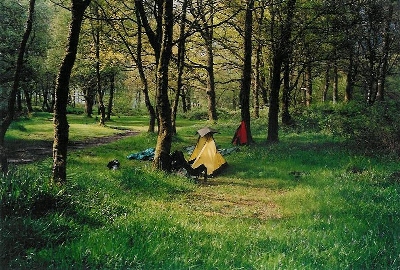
[289,101,400,156]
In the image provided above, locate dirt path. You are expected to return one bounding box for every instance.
[8,130,139,165]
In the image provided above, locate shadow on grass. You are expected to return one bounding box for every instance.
[119,168,193,199]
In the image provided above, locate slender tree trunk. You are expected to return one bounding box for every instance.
[323,63,330,102]
[52,0,90,184]
[267,0,296,143]
[106,72,115,120]
[254,45,261,118]
[332,58,338,104]
[199,1,218,122]
[205,40,218,122]
[172,0,188,135]
[0,0,35,174]
[185,87,191,111]
[240,0,254,144]
[260,66,268,106]
[181,85,188,113]
[17,90,23,112]
[345,48,355,102]
[95,65,105,125]
[377,3,393,102]
[253,1,266,117]
[42,83,50,111]
[24,89,33,113]
[282,57,291,125]
[91,5,105,126]
[267,53,283,143]
[305,63,312,107]
[134,3,156,132]
[83,83,96,117]
[153,0,173,171]
[366,23,377,105]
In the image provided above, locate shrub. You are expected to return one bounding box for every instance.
[290,100,400,156]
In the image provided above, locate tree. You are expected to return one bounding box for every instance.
[253,0,268,118]
[0,0,36,174]
[239,0,254,144]
[135,0,174,171]
[134,5,157,132]
[267,0,296,143]
[189,0,218,122]
[89,3,106,125]
[0,0,35,173]
[171,0,189,135]
[52,0,91,184]
[94,1,157,131]
[153,0,174,171]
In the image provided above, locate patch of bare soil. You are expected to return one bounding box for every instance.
[8,130,139,165]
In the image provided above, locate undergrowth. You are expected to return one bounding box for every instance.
[1,110,399,269]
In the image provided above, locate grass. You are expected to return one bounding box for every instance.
[1,112,399,269]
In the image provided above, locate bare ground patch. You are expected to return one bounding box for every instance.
[184,184,284,220]
[7,130,139,165]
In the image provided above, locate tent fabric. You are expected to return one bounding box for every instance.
[232,121,248,145]
[127,148,155,160]
[189,133,227,176]
[196,127,219,137]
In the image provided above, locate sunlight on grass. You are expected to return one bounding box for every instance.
[2,114,399,269]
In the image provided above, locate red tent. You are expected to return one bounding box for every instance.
[232,121,248,145]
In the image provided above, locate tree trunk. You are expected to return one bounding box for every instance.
[254,44,261,118]
[181,85,188,113]
[332,58,338,104]
[376,3,393,102]
[305,63,312,107]
[261,66,269,106]
[345,48,355,102]
[0,0,35,174]
[205,40,218,122]
[42,87,50,111]
[153,0,173,172]
[172,0,188,135]
[83,83,96,117]
[106,72,115,120]
[91,5,105,126]
[267,53,283,143]
[240,0,254,144]
[282,57,291,125]
[17,90,23,112]
[322,63,330,102]
[23,88,33,113]
[267,0,296,143]
[134,2,156,132]
[200,1,218,122]
[52,0,90,184]
[253,1,266,117]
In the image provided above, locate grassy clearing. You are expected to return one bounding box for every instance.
[1,112,399,269]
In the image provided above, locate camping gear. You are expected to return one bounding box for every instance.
[127,148,155,161]
[189,127,227,176]
[171,150,207,181]
[232,120,248,145]
[107,159,120,170]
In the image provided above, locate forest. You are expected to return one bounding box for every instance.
[1,0,400,268]
[1,0,400,181]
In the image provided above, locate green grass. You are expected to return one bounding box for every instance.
[1,112,399,269]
